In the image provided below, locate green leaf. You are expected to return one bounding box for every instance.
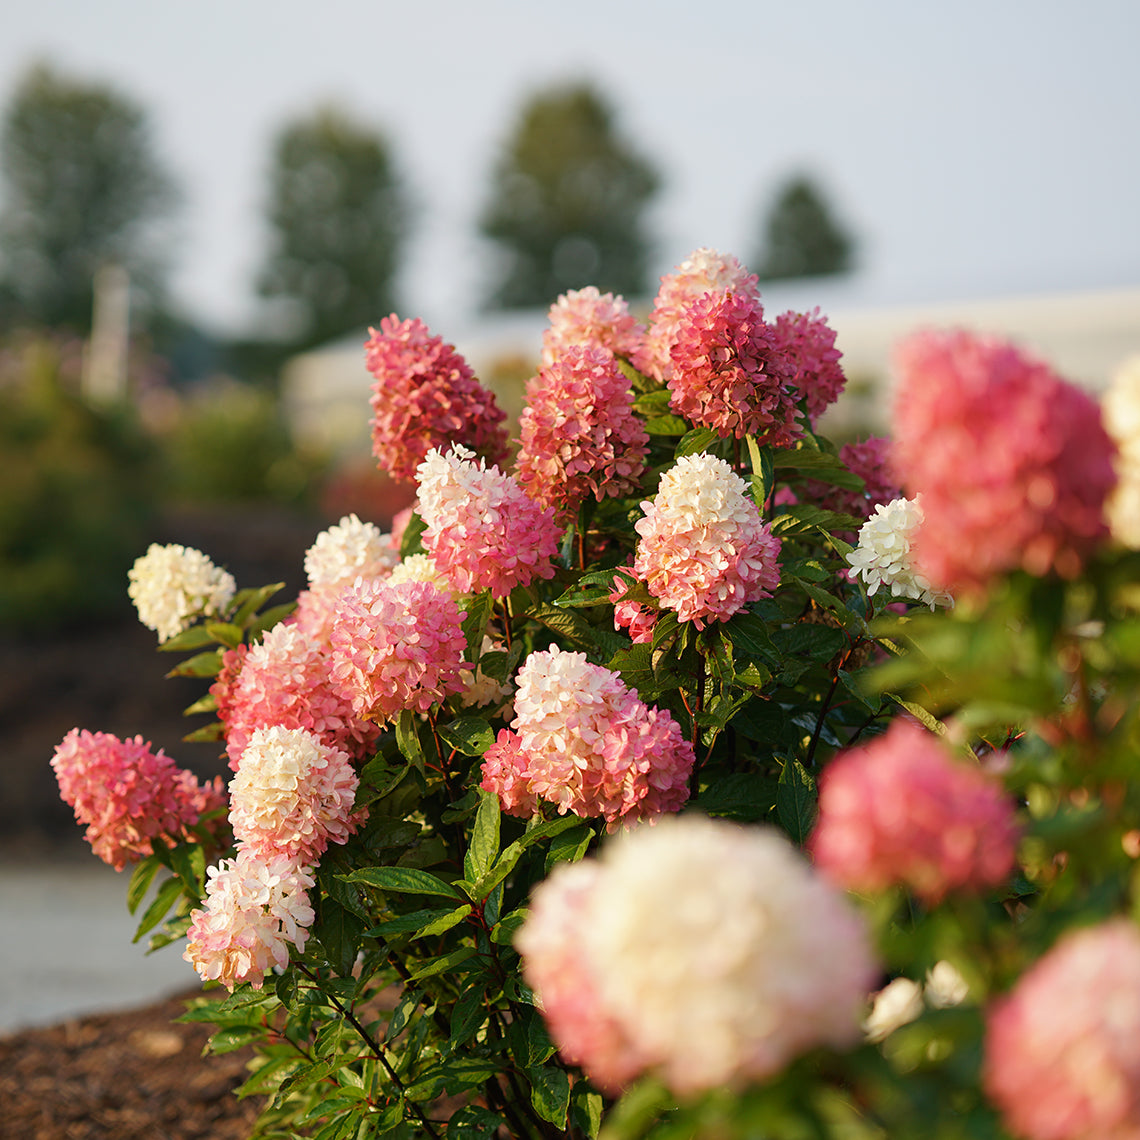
[439,717,497,758]
[398,509,427,559]
[772,622,847,662]
[206,1025,264,1054]
[555,567,624,608]
[675,426,720,457]
[887,693,947,735]
[396,709,426,773]
[447,1106,507,1139]
[546,822,594,870]
[230,582,285,627]
[366,906,462,938]
[405,945,477,981]
[770,504,865,536]
[644,414,689,436]
[132,876,185,942]
[449,984,488,1051]
[126,856,162,915]
[181,692,217,717]
[633,388,672,415]
[725,609,777,661]
[204,621,244,649]
[248,602,297,637]
[164,649,223,679]
[461,589,495,653]
[156,624,216,652]
[696,772,779,822]
[342,865,464,899]
[772,446,865,491]
[528,603,627,657]
[777,759,817,845]
[465,790,501,882]
[570,1083,604,1139]
[315,896,365,975]
[182,721,225,743]
[746,436,775,507]
[527,1064,571,1127]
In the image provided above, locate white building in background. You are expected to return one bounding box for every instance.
[282,287,1140,457]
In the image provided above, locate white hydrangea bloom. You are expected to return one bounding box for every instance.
[1102,356,1140,548]
[461,636,513,709]
[846,496,951,608]
[864,977,924,1042]
[303,513,398,588]
[127,543,236,642]
[925,959,969,1008]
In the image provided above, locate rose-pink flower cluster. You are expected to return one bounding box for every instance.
[51,729,226,871]
[228,725,360,864]
[212,623,380,771]
[540,286,646,367]
[328,577,468,724]
[515,346,649,515]
[891,329,1116,594]
[480,646,693,827]
[984,919,1140,1140]
[609,567,657,644]
[810,718,1019,904]
[771,307,846,425]
[183,848,315,991]
[516,815,879,1095]
[416,444,560,597]
[634,453,781,628]
[366,315,508,483]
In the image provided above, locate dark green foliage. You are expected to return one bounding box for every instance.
[754,174,855,282]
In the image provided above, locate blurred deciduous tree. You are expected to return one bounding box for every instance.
[257,106,408,350]
[754,174,856,282]
[480,83,659,310]
[0,62,178,333]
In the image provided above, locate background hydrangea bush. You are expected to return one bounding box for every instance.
[50,247,1140,1140]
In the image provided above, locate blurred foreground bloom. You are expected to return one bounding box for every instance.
[480,646,693,826]
[127,543,236,643]
[846,496,951,608]
[517,815,878,1095]
[984,919,1140,1140]
[810,718,1019,904]
[892,329,1116,594]
[51,728,225,871]
[184,848,315,991]
[634,452,780,628]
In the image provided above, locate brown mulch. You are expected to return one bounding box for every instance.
[0,991,263,1140]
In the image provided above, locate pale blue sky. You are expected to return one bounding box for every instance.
[1,0,1137,335]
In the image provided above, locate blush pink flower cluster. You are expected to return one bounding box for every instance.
[366,315,509,483]
[668,290,801,446]
[183,848,315,991]
[328,577,468,724]
[211,622,379,770]
[891,329,1117,594]
[228,725,359,864]
[516,815,879,1095]
[514,346,649,515]
[810,719,1019,904]
[416,444,560,597]
[540,286,646,367]
[51,729,226,871]
[480,646,693,826]
[771,307,846,425]
[984,919,1140,1140]
[634,453,781,628]
[609,567,657,644]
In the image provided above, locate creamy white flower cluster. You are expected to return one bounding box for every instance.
[1102,356,1140,549]
[127,542,236,642]
[846,496,951,608]
[303,513,398,589]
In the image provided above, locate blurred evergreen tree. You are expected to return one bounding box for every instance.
[479,82,659,309]
[0,62,178,334]
[257,105,408,350]
[754,174,856,282]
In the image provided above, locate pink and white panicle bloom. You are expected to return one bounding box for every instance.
[517,815,878,1095]
[212,622,379,771]
[891,329,1116,594]
[846,496,951,608]
[984,919,1140,1140]
[366,315,508,483]
[480,646,693,826]
[634,247,759,382]
[51,729,225,871]
[328,577,468,724]
[229,725,359,864]
[810,718,1019,905]
[303,513,399,589]
[184,848,315,991]
[634,452,781,628]
[1101,355,1140,549]
[668,290,801,446]
[771,308,846,425]
[540,286,646,367]
[515,346,649,515]
[416,444,560,597]
[609,567,657,645]
[128,543,236,643]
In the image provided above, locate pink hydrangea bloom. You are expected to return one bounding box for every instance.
[212,622,379,771]
[633,248,759,383]
[609,567,657,644]
[810,718,1019,904]
[366,315,509,483]
[328,577,468,724]
[634,453,781,628]
[416,444,560,597]
[515,346,649,515]
[286,582,345,645]
[51,728,226,871]
[891,329,1117,593]
[541,286,646,367]
[984,919,1140,1140]
[837,436,900,520]
[183,848,315,991]
[480,646,693,827]
[229,725,359,864]
[516,815,879,1095]
[771,308,846,425]
[668,290,800,445]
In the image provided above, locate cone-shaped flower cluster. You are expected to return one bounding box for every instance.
[770,307,846,425]
[128,543,236,644]
[303,513,399,589]
[540,286,646,367]
[846,496,951,608]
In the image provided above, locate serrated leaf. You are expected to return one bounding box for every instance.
[164,649,223,678]
[126,856,162,915]
[205,621,244,649]
[528,603,626,657]
[405,945,477,981]
[777,759,817,845]
[465,790,500,882]
[342,865,464,899]
[527,1064,571,1127]
[439,717,496,758]
[770,504,865,536]
[133,876,185,942]
[156,625,216,652]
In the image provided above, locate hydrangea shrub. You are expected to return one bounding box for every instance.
[49,250,1140,1140]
